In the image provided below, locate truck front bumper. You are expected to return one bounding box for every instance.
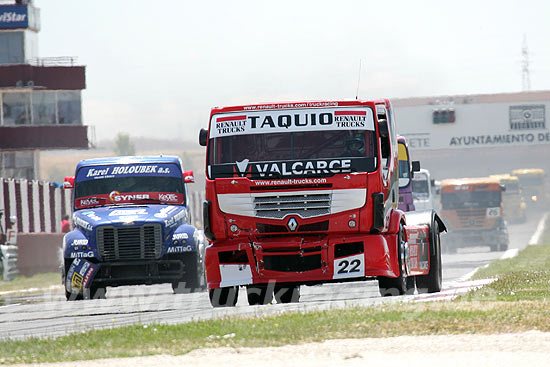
[91,259,184,287]
[205,233,399,289]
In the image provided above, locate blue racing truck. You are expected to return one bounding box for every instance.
[62,156,205,300]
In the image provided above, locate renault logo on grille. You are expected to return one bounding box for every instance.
[287,218,298,232]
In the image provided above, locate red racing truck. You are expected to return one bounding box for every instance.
[199,99,446,307]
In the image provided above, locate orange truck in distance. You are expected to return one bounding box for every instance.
[439,177,508,253]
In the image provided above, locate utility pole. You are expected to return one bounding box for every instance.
[521,35,531,91]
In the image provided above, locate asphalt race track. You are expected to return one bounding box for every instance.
[0,210,545,341]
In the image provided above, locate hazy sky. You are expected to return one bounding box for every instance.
[34,0,550,142]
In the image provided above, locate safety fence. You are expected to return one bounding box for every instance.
[1,178,71,234]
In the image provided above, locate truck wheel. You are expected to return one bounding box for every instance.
[378,225,414,297]
[489,244,498,252]
[172,253,203,294]
[63,259,83,301]
[246,284,273,305]
[416,221,442,293]
[274,284,300,303]
[65,290,83,301]
[209,287,239,307]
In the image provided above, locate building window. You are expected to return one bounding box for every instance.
[32,91,57,124]
[0,151,35,180]
[2,92,31,125]
[0,32,25,64]
[58,91,81,124]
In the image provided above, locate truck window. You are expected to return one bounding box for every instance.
[398,142,411,188]
[412,177,430,198]
[74,163,185,209]
[441,190,501,209]
[207,130,377,179]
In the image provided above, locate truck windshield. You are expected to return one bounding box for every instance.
[207,130,377,179]
[441,190,501,209]
[503,182,520,194]
[412,178,430,198]
[74,163,185,209]
[518,175,544,187]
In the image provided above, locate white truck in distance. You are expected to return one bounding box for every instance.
[412,168,435,211]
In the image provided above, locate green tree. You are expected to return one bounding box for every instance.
[113,132,135,156]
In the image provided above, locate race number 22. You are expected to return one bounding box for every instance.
[333,254,365,279]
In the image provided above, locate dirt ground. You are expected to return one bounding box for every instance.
[15,331,550,367]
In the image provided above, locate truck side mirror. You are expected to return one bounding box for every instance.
[500,184,506,192]
[199,128,208,147]
[430,179,435,187]
[412,161,420,172]
[183,170,195,183]
[378,119,388,138]
[63,176,75,189]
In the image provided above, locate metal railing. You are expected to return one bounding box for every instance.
[26,57,80,67]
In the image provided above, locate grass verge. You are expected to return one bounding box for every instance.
[0,217,549,364]
[1,300,550,365]
[0,272,60,293]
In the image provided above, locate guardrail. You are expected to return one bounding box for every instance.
[1,245,19,281]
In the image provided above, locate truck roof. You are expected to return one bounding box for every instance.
[490,174,519,183]
[441,177,501,190]
[441,177,500,185]
[511,168,545,176]
[210,99,390,114]
[76,156,182,170]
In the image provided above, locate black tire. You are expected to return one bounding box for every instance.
[209,286,239,307]
[416,221,442,294]
[378,224,415,297]
[489,244,499,252]
[246,284,273,305]
[172,252,203,294]
[65,290,83,301]
[274,284,300,303]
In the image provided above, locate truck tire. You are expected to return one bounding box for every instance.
[378,225,415,296]
[246,284,273,305]
[274,284,300,303]
[65,290,83,301]
[63,259,83,301]
[209,287,239,307]
[416,221,442,293]
[172,252,204,294]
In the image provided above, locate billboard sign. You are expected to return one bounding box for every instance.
[396,102,550,151]
[0,5,29,29]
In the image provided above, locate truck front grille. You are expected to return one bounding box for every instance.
[455,208,487,228]
[97,224,162,261]
[254,193,331,219]
[263,254,322,272]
